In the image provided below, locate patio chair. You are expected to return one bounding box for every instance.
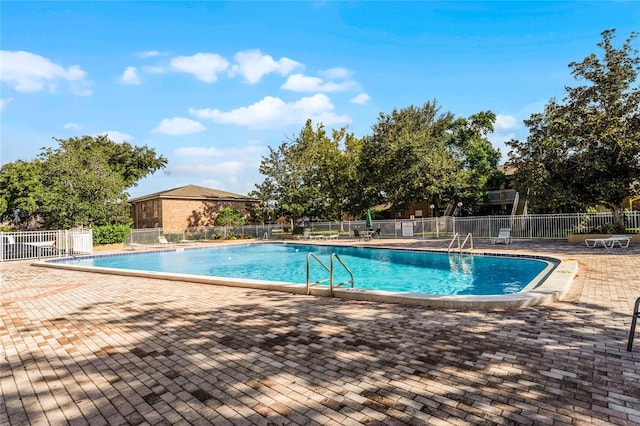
[353,229,362,241]
[490,228,512,245]
[585,235,631,248]
[157,236,173,246]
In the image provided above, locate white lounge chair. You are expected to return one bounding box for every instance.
[490,228,512,245]
[157,236,174,246]
[585,235,631,248]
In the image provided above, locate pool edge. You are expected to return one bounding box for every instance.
[33,244,578,309]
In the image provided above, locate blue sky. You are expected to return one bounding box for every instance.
[1,1,638,198]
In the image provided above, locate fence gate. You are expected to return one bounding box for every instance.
[0,229,93,262]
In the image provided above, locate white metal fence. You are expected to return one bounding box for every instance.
[1,229,93,262]
[127,211,640,245]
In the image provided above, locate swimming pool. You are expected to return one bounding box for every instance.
[49,242,552,296]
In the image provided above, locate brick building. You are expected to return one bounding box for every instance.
[129,184,259,229]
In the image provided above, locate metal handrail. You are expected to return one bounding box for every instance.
[461,233,474,251]
[306,252,355,296]
[306,253,331,295]
[448,233,473,253]
[330,253,354,294]
[627,297,640,351]
[447,233,460,253]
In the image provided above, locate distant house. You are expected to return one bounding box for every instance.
[129,184,259,229]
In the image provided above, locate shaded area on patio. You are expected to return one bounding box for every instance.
[1,240,640,425]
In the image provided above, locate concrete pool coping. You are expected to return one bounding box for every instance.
[35,241,578,309]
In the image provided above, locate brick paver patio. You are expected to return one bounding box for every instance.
[1,240,640,425]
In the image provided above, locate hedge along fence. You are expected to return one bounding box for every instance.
[92,223,132,246]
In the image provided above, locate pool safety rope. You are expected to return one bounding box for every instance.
[627,296,640,352]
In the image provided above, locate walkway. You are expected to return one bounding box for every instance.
[1,240,640,425]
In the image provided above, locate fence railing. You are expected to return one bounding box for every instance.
[0,229,93,262]
[127,211,640,246]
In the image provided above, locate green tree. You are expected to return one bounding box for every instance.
[448,111,502,212]
[0,160,44,227]
[360,101,454,213]
[507,29,640,220]
[359,101,500,215]
[252,120,360,222]
[38,143,129,229]
[214,207,247,227]
[0,135,167,229]
[252,141,309,223]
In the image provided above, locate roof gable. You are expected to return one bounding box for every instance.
[129,184,257,202]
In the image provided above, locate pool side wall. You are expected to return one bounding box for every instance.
[35,248,578,309]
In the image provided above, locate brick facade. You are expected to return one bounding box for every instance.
[129,185,258,230]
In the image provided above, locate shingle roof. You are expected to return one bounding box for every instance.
[129,184,258,203]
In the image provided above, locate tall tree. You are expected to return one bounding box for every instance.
[360,101,455,213]
[0,135,167,229]
[507,29,640,220]
[252,120,360,222]
[447,111,502,212]
[359,101,500,214]
[38,142,129,229]
[0,160,44,227]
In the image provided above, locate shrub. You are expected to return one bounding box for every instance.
[214,207,246,227]
[92,223,131,245]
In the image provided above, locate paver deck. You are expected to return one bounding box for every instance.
[1,239,640,425]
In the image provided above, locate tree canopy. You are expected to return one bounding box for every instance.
[251,120,361,222]
[253,102,501,221]
[0,135,167,229]
[507,29,640,218]
[360,102,501,215]
[214,207,247,227]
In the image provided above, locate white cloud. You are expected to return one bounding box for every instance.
[189,93,351,129]
[494,114,517,130]
[350,93,371,105]
[0,98,12,111]
[170,143,267,195]
[174,161,247,176]
[170,53,229,83]
[97,131,133,143]
[142,65,164,74]
[229,49,302,84]
[0,50,92,95]
[174,145,265,157]
[281,73,359,93]
[138,50,162,58]
[119,66,141,85]
[152,117,206,136]
[320,67,351,79]
[63,122,82,131]
[280,74,323,92]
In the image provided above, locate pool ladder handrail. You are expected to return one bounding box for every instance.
[306,253,354,295]
[448,233,474,253]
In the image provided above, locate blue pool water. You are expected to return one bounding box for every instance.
[64,243,550,295]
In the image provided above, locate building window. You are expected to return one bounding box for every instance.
[153,200,158,210]
[141,203,146,212]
